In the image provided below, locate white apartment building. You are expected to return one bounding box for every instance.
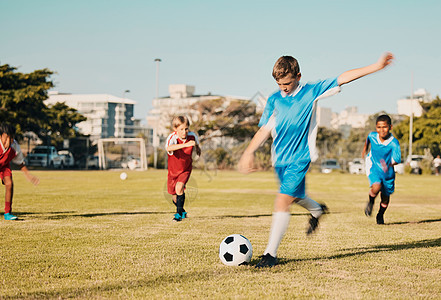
[331,106,369,130]
[46,92,140,142]
[146,84,252,147]
[397,88,431,117]
[316,106,333,128]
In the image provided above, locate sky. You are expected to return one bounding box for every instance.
[1,0,441,121]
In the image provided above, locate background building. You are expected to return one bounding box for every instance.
[46,92,148,142]
[397,88,432,117]
[146,84,252,144]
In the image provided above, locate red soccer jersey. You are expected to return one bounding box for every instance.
[0,139,25,179]
[165,131,199,178]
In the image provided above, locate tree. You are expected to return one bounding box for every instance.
[44,102,87,148]
[0,64,86,145]
[191,98,260,143]
[394,96,441,157]
[0,64,52,137]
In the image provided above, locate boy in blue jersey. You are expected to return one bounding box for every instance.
[362,114,401,225]
[238,53,394,268]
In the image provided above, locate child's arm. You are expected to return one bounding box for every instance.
[166,140,196,152]
[19,164,39,185]
[361,137,370,158]
[337,53,394,86]
[238,127,271,174]
[195,144,201,156]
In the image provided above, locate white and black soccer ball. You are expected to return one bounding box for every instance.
[219,234,253,266]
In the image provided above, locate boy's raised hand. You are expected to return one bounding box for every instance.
[377,52,394,70]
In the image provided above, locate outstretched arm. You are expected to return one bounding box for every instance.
[337,52,394,86]
[19,164,39,185]
[166,140,196,152]
[362,137,370,159]
[238,127,271,174]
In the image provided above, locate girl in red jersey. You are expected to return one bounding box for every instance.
[0,123,39,220]
[165,116,201,222]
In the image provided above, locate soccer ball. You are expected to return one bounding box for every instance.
[120,172,128,180]
[219,234,253,266]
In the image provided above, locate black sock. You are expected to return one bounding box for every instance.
[369,195,375,204]
[176,193,185,214]
[378,203,388,215]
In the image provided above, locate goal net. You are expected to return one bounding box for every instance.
[97,138,148,170]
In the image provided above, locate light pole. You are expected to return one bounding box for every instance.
[153,58,161,168]
[409,73,414,161]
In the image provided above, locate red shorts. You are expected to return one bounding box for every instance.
[167,171,191,195]
[0,165,12,184]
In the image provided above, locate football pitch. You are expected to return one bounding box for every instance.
[1,170,440,299]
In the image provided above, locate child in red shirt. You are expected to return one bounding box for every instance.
[165,116,201,222]
[0,123,39,220]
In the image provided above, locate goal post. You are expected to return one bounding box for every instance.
[97,138,148,170]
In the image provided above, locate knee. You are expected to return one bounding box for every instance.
[4,180,13,191]
[175,183,185,195]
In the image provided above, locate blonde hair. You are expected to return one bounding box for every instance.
[171,116,190,129]
[272,56,300,80]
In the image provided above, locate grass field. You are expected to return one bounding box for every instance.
[1,169,440,299]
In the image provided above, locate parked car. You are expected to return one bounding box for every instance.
[394,163,404,174]
[348,158,365,175]
[406,155,424,174]
[57,150,75,168]
[25,146,64,168]
[121,156,141,170]
[320,159,341,174]
[87,156,99,169]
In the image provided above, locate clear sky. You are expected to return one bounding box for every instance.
[1,0,441,120]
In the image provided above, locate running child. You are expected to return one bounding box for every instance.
[362,114,401,225]
[165,116,201,222]
[238,52,394,268]
[0,123,39,220]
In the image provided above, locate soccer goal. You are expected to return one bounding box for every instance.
[97,138,148,170]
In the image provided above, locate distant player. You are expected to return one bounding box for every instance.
[362,114,401,225]
[0,123,39,220]
[165,116,201,222]
[238,53,394,268]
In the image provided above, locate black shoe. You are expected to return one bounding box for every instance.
[365,201,374,217]
[376,213,384,225]
[255,253,277,268]
[306,204,328,236]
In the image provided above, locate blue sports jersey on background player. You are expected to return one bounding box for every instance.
[365,131,401,196]
[362,114,401,225]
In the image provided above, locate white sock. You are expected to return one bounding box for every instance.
[296,196,322,218]
[263,212,290,257]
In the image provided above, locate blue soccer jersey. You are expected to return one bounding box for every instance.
[259,77,340,167]
[365,131,401,195]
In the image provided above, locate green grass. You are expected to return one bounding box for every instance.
[1,170,440,299]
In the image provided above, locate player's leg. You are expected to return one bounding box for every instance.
[376,178,394,224]
[168,175,182,222]
[3,175,17,220]
[376,193,390,225]
[296,196,328,235]
[256,193,294,268]
[366,181,381,217]
[175,181,186,218]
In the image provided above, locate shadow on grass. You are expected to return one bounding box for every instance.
[204,211,334,219]
[277,237,441,266]
[11,211,170,220]
[387,218,441,225]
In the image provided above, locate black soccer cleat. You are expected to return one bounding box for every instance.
[376,213,385,225]
[365,201,374,217]
[306,204,328,236]
[255,253,278,268]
